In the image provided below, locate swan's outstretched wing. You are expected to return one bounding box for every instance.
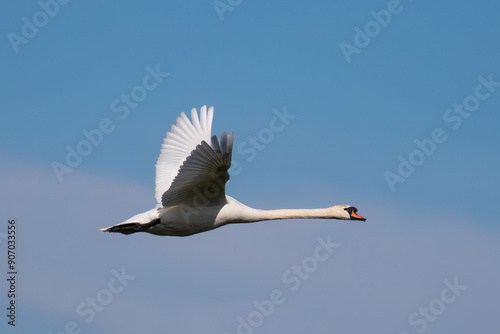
[161,132,233,207]
[155,106,213,205]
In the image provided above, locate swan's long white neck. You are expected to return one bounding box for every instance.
[245,208,347,221]
[218,196,349,226]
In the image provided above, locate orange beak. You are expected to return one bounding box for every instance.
[350,211,366,221]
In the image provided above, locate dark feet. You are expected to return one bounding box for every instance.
[101,218,161,235]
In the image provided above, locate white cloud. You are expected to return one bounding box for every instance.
[0,158,499,334]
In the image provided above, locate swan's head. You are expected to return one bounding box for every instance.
[335,205,366,221]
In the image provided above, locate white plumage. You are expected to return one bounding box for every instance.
[99,106,366,237]
[155,106,214,204]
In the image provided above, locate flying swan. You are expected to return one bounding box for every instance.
[99,106,366,236]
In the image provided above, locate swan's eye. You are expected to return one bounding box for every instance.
[344,206,366,221]
[344,206,358,214]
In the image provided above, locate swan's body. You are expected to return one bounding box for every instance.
[99,106,366,237]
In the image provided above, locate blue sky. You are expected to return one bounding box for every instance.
[1,1,499,333]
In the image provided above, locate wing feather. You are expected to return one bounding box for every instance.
[155,106,214,204]
[161,132,233,207]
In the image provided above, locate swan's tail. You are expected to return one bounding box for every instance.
[98,219,161,235]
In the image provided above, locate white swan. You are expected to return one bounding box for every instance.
[99,106,366,237]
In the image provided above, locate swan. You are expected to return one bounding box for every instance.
[99,106,366,237]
